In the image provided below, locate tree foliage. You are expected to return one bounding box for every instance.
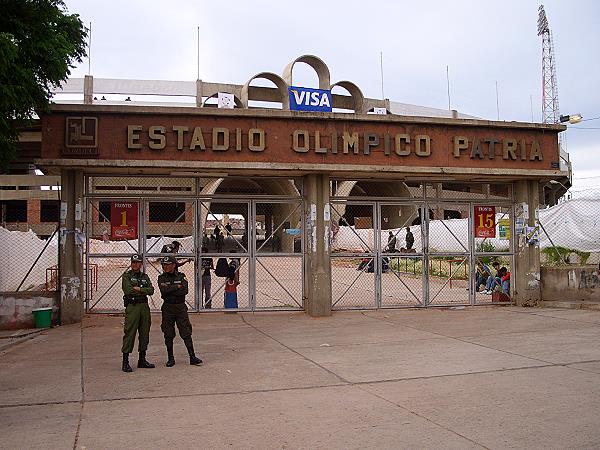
[541,246,591,266]
[0,0,87,170]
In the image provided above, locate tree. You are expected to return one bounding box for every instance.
[0,0,87,170]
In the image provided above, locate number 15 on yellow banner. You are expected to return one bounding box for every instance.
[474,206,496,238]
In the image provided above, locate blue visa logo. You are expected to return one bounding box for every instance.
[288,86,332,112]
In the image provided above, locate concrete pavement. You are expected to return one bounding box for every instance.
[2,306,600,449]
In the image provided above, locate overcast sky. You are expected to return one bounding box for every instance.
[63,0,600,194]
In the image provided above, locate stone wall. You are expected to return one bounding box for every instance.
[0,292,59,330]
[541,266,600,302]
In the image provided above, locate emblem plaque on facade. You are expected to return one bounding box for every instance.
[63,116,99,156]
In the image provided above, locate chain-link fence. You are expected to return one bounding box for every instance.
[0,198,60,293]
[83,173,305,312]
[329,180,515,307]
[538,198,600,267]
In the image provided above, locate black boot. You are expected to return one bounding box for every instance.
[122,353,133,373]
[165,339,175,367]
[184,338,203,365]
[137,351,155,369]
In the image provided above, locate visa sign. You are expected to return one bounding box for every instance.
[288,86,332,112]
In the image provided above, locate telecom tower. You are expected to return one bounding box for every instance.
[538,4,572,204]
[538,4,560,124]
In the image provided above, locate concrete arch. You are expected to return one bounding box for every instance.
[282,55,330,90]
[330,80,365,113]
[333,180,418,230]
[201,92,244,108]
[241,72,289,110]
[199,178,300,252]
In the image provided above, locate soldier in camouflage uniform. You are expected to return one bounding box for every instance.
[158,255,202,367]
[121,254,155,373]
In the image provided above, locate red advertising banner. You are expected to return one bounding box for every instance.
[474,205,496,238]
[110,201,138,240]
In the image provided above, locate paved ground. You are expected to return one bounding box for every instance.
[2,306,600,449]
[0,329,43,352]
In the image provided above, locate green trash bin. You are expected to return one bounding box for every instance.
[32,307,52,328]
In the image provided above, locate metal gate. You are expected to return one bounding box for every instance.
[84,177,304,313]
[330,193,514,309]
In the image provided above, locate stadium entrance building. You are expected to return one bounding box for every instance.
[37,55,567,322]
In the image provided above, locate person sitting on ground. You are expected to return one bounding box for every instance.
[475,261,490,292]
[483,261,501,294]
[500,267,510,295]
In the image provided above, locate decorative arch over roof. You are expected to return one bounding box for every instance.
[282,55,330,90]
[330,80,365,113]
[241,72,289,110]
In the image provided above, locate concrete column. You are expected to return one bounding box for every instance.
[59,169,84,324]
[434,183,444,219]
[84,75,93,105]
[27,199,40,225]
[303,174,331,317]
[513,180,541,306]
[196,79,203,107]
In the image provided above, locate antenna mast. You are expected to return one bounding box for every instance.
[538,4,560,124]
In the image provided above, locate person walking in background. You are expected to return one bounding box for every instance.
[224,262,239,309]
[405,227,415,250]
[386,231,397,252]
[272,232,282,252]
[214,226,224,252]
[121,254,155,373]
[158,256,202,367]
[200,246,214,309]
[161,240,180,254]
[160,240,191,269]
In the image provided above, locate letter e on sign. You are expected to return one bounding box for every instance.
[474,206,496,238]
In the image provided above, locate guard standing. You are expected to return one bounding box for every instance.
[121,254,155,373]
[158,255,202,367]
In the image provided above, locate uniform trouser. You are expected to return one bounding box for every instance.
[161,303,193,344]
[202,275,212,308]
[121,303,151,353]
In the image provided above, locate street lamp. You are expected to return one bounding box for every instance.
[559,113,583,124]
[548,179,571,201]
[548,179,568,189]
